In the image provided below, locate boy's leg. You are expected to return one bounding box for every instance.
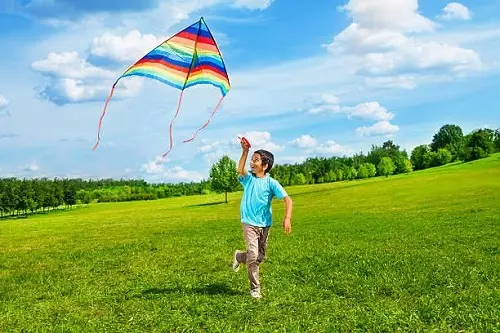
[257,227,270,264]
[241,223,261,294]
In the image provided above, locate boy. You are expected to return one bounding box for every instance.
[232,137,293,299]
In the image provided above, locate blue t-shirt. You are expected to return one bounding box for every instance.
[238,171,288,227]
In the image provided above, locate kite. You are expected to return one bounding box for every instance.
[92,17,230,160]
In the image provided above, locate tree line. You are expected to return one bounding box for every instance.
[1,124,498,217]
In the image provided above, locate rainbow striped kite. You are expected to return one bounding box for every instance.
[92,17,230,159]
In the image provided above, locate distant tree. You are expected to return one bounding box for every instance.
[494,128,500,152]
[209,155,240,203]
[464,129,495,161]
[430,124,464,161]
[411,145,430,170]
[435,148,452,165]
[292,173,307,185]
[357,164,369,179]
[377,157,395,177]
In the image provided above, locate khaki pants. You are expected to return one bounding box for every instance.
[235,223,270,292]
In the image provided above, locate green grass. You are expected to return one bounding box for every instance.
[1,154,499,332]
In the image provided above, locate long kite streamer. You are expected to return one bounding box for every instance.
[92,17,230,160]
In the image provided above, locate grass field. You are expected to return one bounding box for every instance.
[1,154,499,332]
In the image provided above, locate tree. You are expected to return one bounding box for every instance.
[377,157,395,177]
[292,173,307,185]
[464,129,495,161]
[209,155,240,203]
[430,124,464,161]
[411,145,430,170]
[494,128,500,152]
[435,148,452,165]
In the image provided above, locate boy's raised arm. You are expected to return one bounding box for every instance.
[238,139,250,176]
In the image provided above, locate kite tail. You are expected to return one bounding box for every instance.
[160,90,185,160]
[183,95,225,144]
[92,82,117,151]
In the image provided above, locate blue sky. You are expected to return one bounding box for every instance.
[0,0,499,183]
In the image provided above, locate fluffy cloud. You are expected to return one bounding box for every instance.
[89,30,166,64]
[343,102,394,121]
[327,0,483,84]
[236,131,285,152]
[305,95,395,122]
[340,0,434,33]
[32,51,142,104]
[232,0,274,10]
[439,3,471,21]
[198,141,221,154]
[141,158,203,183]
[356,120,399,137]
[314,140,349,155]
[14,0,274,27]
[290,134,317,148]
[0,94,9,110]
[289,134,351,156]
[21,160,40,172]
[32,51,115,80]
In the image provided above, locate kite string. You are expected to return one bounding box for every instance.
[183,95,225,144]
[92,82,117,151]
[160,89,185,160]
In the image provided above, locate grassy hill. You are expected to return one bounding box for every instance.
[1,154,499,332]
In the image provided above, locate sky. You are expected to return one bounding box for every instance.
[0,0,499,183]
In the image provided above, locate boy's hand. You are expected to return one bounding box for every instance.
[239,137,250,151]
[282,218,292,235]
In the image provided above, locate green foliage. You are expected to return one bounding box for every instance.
[464,129,495,161]
[411,145,430,171]
[377,157,396,177]
[436,148,452,165]
[494,128,500,152]
[292,173,307,185]
[430,124,464,161]
[209,155,240,203]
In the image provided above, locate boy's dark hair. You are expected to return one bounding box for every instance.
[255,149,274,174]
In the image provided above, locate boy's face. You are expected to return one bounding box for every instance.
[250,153,267,174]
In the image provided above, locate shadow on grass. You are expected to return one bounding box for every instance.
[139,283,244,297]
[185,201,226,208]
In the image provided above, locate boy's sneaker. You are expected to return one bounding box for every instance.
[250,290,262,299]
[232,250,241,272]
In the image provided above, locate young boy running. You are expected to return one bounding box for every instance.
[232,137,293,299]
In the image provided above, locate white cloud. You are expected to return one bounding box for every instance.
[288,134,351,156]
[141,158,203,182]
[364,75,418,89]
[31,51,143,104]
[198,141,221,154]
[356,120,399,137]
[232,0,274,10]
[315,140,349,155]
[32,51,115,80]
[305,95,395,122]
[290,134,318,148]
[327,0,483,84]
[89,30,167,64]
[343,101,394,121]
[439,3,471,21]
[236,131,285,152]
[340,0,435,33]
[21,160,40,172]
[0,94,9,110]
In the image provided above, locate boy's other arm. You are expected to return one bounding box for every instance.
[282,196,293,234]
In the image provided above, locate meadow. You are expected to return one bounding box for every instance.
[1,154,499,332]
